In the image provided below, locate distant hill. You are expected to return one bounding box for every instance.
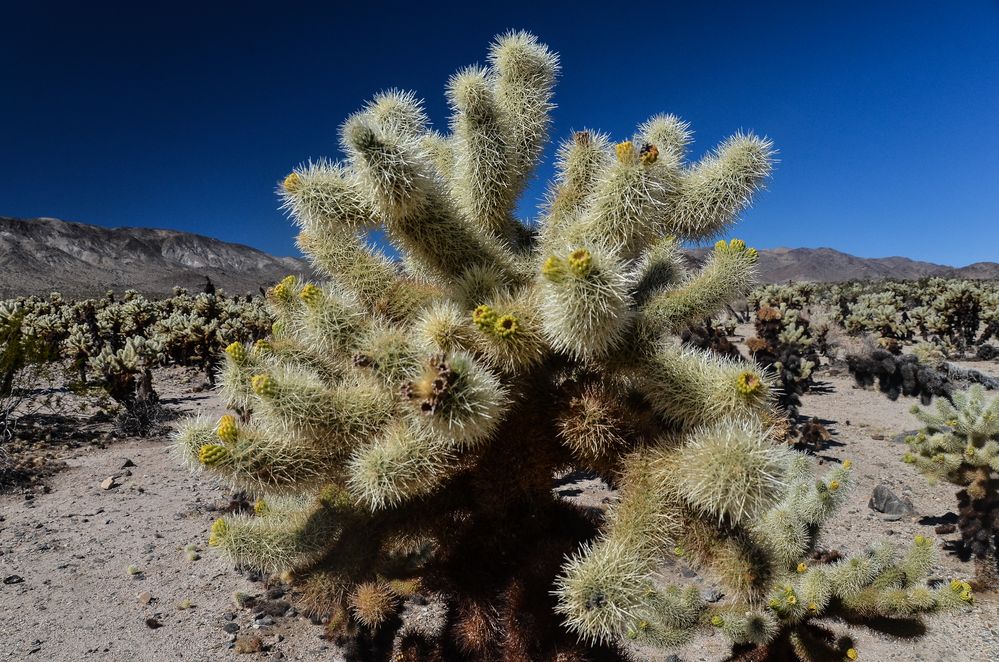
[1,217,995,298]
[687,245,999,284]
[0,217,310,298]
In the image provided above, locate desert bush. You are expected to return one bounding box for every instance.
[176,33,967,661]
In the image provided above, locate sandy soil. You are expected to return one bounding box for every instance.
[2,352,999,661]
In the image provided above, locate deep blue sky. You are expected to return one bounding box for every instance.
[2,1,997,265]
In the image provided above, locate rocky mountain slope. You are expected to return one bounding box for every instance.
[689,245,999,283]
[0,217,309,298]
[1,217,995,298]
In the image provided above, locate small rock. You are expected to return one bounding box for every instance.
[223,611,236,621]
[256,599,291,617]
[701,588,723,603]
[868,483,915,516]
[271,652,285,661]
[118,457,136,469]
[283,607,297,618]
[935,523,957,534]
[100,477,118,490]
[266,586,285,599]
[891,430,919,445]
[138,591,153,605]
[234,635,264,654]
[3,575,25,585]
[870,433,885,441]
[223,622,240,634]
[145,617,163,629]
[666,656,682,662]
[254,616,275,627]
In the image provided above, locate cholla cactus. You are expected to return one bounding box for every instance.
[904,385,999,588]
[175,33,963,661]
[745,305,819,426]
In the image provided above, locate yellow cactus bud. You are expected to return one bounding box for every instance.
[768,598,780,609]
[216,415,238,444]
[729,239,746,252]
[251,374,276,397]
[745,247,759,262]
[710,615,724,627]
[902,453,916,464]
[796,562,808,573]
[225,341,246,363]
[494,314,519,338]
[735,371,762,396]
[637,619,649,631]
[786,594,797,605]
[282,172,302,192]
[846,648,858,661]
[567,248,593,277]
[961,589,973,602]
[198,444,229,466]
[253,499,268,515]
[541,255,566,282]
[472,304,496,331]
[208,518,228,546]
[949,579,962,591]
[615,140,635,163]
[673,545,685,557]
[714,239,727,252]
[253,339,272,354]
[946,419,958,428]
[299,282,322,306]
[807,602,818,613]
[842,459,853,470]
[639,142,659,166]
[964,445,976,459]
[914,534,928,546]
[828,480,841,491]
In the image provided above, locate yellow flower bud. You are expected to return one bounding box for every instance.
[567,248,593,278]
[253,499,269,515]
[796,562,808,574]
[615,140,635,163]
[736,371,762,396]
[541,255,565,282]
[710,615,724,627]
[828,480,841,491]
[208,518,228,546]
[251,374,276,397]
[225,341,246,363]
[846,648,858,661]
[299,282,322,306]
[216,415,238,444]
[472,304,496,331]
[282,172,302,192]
[639,143,659,166]
[842,459,853,470]
[198,444,229,466]
[494,314,519,338]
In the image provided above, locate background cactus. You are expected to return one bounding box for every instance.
[904,385,999,588]
[174,33,968,661]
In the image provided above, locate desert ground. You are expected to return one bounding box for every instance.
[2,335,998,662]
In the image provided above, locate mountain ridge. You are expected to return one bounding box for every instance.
[1,217,995,298]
